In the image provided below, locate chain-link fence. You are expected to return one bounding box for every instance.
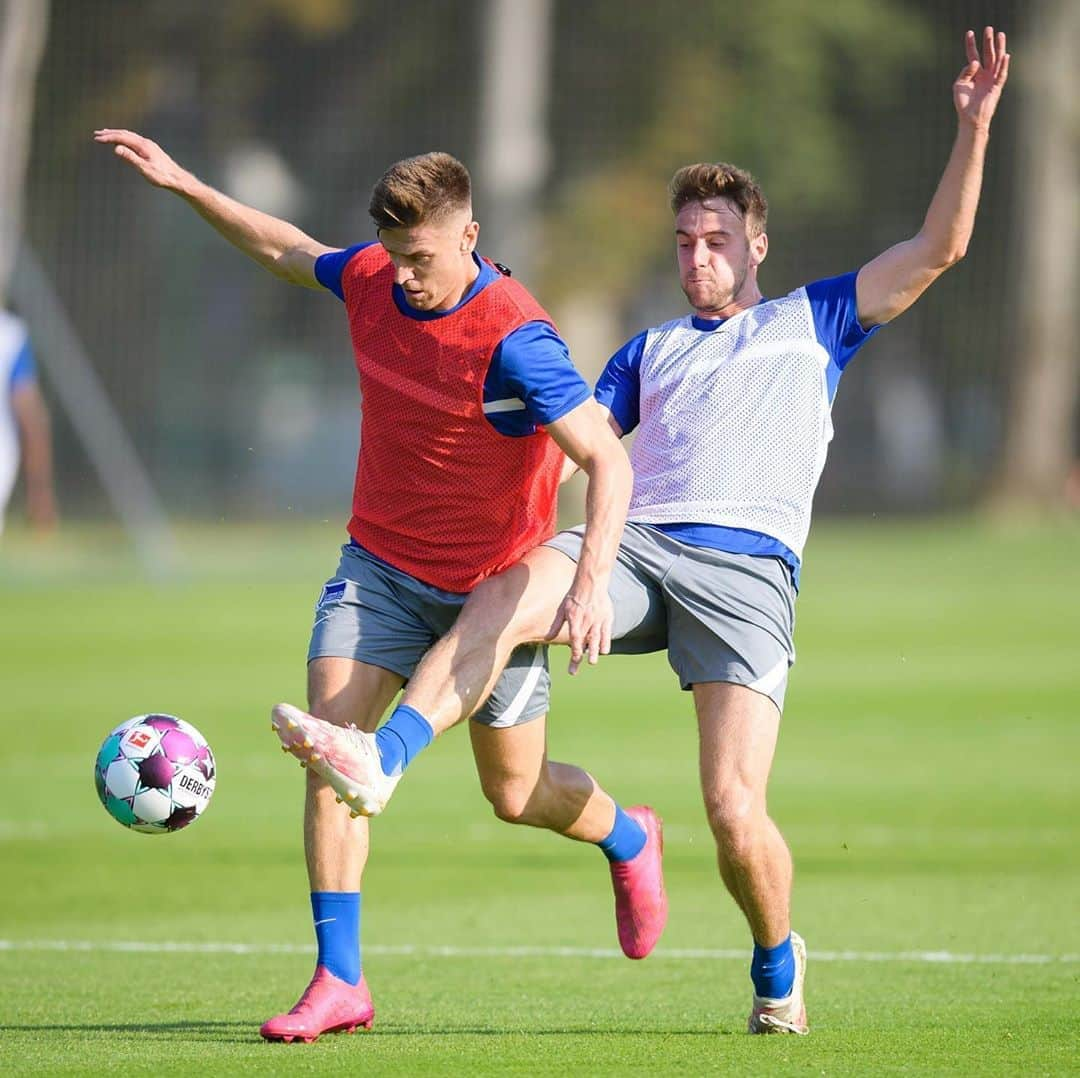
[14,0,1046,527]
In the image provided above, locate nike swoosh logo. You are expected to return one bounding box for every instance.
[313,918,336,927]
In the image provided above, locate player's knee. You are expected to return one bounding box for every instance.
[465,571,545,646]
[305,696,368,730]
[483,778,536,825]
[704,789,761,858]
[305,688,351,725]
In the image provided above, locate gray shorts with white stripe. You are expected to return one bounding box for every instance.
[546,522,797,712]
[308,540,549,728]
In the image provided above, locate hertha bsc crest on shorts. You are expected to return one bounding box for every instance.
[316,580,347,610]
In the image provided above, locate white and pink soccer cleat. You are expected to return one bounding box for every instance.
[260,966,374,1043]
[747,931,809,1035]
[271,703,400,817]
[608,805,668,959]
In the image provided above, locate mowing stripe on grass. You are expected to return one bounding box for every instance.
[1,939,1076,965]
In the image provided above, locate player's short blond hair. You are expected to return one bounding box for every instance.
[668,163,768,237]
[368,152,472,230]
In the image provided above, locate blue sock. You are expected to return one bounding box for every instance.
[751,935,795,999]
[597,805,647,863]
[311,891,361,985]
[374,705,434,777]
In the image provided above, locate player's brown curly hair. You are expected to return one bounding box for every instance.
[369,152,472,230]
[668,163,768,237]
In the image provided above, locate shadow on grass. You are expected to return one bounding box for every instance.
[0,1021,746,1039]
[0,1021,251,1038]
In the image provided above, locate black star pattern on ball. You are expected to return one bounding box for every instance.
[137,752,175,791]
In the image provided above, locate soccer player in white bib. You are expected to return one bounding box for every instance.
[0,310,57,535]
[276,27,1010,1034]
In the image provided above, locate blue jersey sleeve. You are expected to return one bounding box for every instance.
[595,331,647,435]
[484,321,591,436]
[805,271,881,402]
[8,336,36,392]
[314,242,377,301]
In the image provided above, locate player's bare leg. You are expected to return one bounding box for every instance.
[470,716,667,958]
[694,682,806,1034]
[470,716,613,839]
[408,546,581,731]
[695,683,791,941]
[302,659,403,888]
[261,658,403,1043]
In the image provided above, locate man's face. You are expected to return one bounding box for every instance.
[675,198,767,316]
[379,211,480,311]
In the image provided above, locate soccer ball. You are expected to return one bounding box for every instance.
[93,715,216,833]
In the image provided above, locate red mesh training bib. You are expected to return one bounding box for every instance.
[340,246,564,592]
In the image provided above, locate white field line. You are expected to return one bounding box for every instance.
[0,939,1076,965]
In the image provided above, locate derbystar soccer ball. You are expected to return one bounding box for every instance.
[93,715,216,833]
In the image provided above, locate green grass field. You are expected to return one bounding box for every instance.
[2,518,1078,1075]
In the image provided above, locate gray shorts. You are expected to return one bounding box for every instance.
[546,523,796,711]
[308,541,549,728]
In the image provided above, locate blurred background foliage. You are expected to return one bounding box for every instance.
[6,0,1077,533]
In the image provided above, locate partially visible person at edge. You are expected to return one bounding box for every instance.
[278,26,1011,1037]
[0,309,57,535]
[96,131,667,1043]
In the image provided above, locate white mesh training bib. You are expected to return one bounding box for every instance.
[628,287,833,559]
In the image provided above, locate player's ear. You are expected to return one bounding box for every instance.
[750,231,768,267]
[461,219,479,253]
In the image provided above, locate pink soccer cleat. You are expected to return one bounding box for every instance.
[609,805,668,959]
[270,702,400,816]
[747,931,809,1035]
[259,966,375,1043]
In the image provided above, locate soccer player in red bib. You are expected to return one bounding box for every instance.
[97,134,667,1041]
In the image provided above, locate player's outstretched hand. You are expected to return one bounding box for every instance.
[94,129,190,191]
[953,26,1009,131]
[549,587,614,676]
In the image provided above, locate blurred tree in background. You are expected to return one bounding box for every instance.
[0,0,48,304]
[4,0,1073,528]
[540,0,927,306]
[991,0,1079,513]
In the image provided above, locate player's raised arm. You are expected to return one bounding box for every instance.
[544,398,632,674]
[855,26,1010,327]
[93,129,336,288]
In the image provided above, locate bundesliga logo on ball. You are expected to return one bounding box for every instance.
[94,715,216,833]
